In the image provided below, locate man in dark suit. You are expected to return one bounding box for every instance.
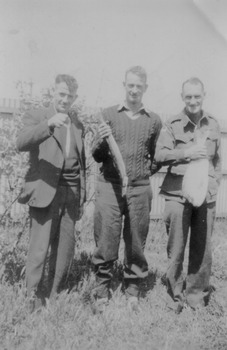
[17,74,86,311]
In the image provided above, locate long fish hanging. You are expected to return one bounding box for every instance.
[96,112,128,196]
[182,128,209,207]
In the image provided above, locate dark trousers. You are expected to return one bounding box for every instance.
[92,181,152,298]
[26,185,79,298]
[163,199,216,308]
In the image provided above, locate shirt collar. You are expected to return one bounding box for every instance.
[117,102,151,116]
[181,108,209,127]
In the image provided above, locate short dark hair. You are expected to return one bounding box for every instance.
[125,66,147,83]
[182,77,204,92]
[55,74,78,92]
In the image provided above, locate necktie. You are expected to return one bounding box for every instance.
[65,116,71,158]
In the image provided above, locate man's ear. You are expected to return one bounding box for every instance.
[123,81,126,88]
[144,84,148,93]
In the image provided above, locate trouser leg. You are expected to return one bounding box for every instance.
[27,186,79,299]
[164,200,191,303]
[123,184,152,297]
[26,206,53,297]
[186,202,216,308]
[49,186,79,297]
[92,181,123,298]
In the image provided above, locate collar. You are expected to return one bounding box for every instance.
[117,102,151,116]
[181,108,210,127]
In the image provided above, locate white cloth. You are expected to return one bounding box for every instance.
[182,129,209,207]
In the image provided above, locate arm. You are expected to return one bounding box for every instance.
[150,117,162,176]
[17,109,69,152]
[154,122,187,166]
[155,122,207,166]
[91,111,110,163]
[16,110,53,152]
[213,124,222,186]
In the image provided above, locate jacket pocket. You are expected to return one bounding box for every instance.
[175,133,194,149]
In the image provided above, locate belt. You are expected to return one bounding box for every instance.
[98,176,150,187]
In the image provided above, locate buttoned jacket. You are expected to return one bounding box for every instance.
[155,109,222,203]
[17,104,86,208]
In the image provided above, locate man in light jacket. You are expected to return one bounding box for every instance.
[155,77,221,313]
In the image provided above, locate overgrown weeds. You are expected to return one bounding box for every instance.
[0,218,227,350]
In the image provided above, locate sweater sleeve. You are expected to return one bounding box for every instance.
[150,117,163,176]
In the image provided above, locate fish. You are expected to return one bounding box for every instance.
[97,112,128,196]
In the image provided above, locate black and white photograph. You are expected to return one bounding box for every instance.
[0,0,227,349]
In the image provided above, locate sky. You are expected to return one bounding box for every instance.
[0,0,227,120]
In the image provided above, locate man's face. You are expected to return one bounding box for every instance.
[53,82,77,113]
[124,72,147,106]
[181,82,205,115]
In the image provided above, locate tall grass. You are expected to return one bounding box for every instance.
[0,217,227,350]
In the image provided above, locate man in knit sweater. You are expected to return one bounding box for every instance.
[91,66,162,308]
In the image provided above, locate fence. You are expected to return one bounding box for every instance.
[0,99,227,219]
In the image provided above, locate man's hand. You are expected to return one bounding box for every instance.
[184,144,207,160]
[48,113,69,129]
[97,122,112,140]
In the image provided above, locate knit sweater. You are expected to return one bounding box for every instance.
[92,105,162,183]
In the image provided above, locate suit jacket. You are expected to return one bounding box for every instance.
[16,104,86,208]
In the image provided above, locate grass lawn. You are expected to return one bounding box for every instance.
[0,215,227,350]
